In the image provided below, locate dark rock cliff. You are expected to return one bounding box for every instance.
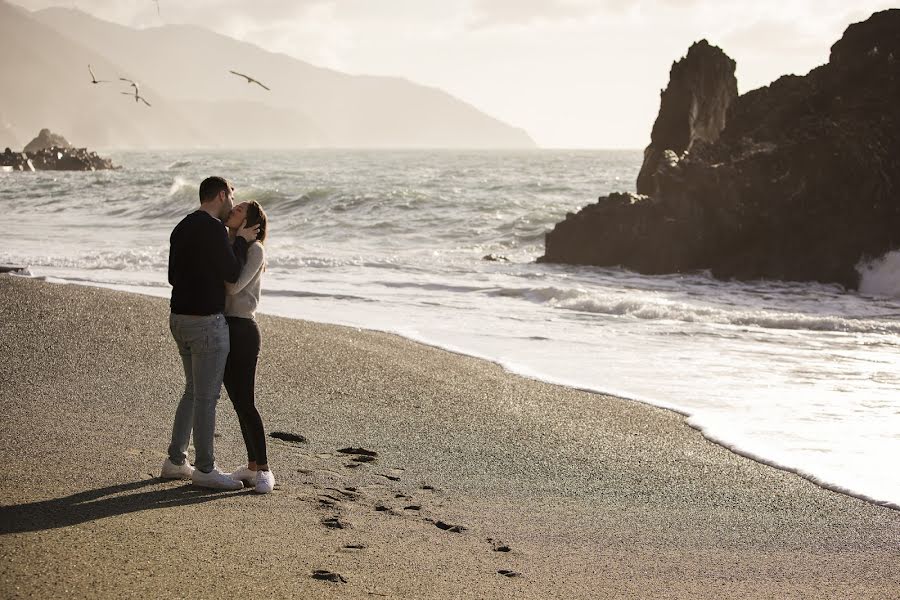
[541,9,900,289]
[636,40,737,197]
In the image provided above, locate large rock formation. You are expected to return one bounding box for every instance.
[1,130,116,171]
[636,40,737,196]
[541,9,900,289]
[23,128,71,153]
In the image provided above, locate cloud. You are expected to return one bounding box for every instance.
[464,0,611,29]
[11,0,326,29]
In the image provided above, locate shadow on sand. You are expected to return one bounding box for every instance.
[0,478,242,535]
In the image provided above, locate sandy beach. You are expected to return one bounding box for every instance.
[1,274,898,599]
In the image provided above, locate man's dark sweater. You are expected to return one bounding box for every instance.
[169,210,248,315]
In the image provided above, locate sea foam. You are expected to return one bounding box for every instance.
[495,285,900,334]
[858,250,900,298]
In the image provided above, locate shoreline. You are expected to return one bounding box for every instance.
[2,275,899,598]
[20,271,900,512]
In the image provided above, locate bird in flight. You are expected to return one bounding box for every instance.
[119,77,150,105]
[88,64,109,84]
[121,90,152,107]
[229,70,271,91]
[120,77,139,92]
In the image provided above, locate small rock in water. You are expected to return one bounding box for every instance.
[482,253,509,262]
[312,570,347,583]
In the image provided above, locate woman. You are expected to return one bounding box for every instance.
[223,200,274,494]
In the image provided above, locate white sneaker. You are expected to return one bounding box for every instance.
[229,466,258,486]
[191,466,244,490]
[255,469,275,494]
[160,458,194,480]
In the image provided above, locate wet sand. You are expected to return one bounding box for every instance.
[1,275,898,599]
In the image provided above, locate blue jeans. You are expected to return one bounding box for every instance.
[167,313,229,473]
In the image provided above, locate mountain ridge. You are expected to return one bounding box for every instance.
[0,1,535,149]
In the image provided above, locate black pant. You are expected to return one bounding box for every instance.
[223,317,267,465]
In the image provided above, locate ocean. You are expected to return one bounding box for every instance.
[4,149,899,509]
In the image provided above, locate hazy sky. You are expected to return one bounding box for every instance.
[12,0,897,148]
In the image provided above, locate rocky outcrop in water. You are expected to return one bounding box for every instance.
[23,128,71,153]
[1,148,34,171]
[540,9,900,289]
[636,40,737,197]
[27,146,116,171]
[1,130,116,171]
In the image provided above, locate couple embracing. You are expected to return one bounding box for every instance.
[159,176,275,493]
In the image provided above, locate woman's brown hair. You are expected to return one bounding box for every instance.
[245,200,268,244]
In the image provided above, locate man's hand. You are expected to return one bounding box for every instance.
[237,219,260,242]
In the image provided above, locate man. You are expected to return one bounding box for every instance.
[160,176,259,489]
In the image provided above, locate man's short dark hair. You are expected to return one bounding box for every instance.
[199,176,231,203]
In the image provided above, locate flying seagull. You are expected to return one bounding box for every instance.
[121,90,151,107]
[119,77,140,93]
[119,77,149,105]
[88,64,109,84]
[229,70,270,91]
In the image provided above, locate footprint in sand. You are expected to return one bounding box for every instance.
[374,503,398,515]
[322,516,347,529]
[337,447,378,469]
[337,447,378,458]
[324,486,360,502]
[343,543,366,550]
[487,538,512,552]
[497,569,521,578]
[318,496,340,508]
[430,519,467,533]
[270,431,307,444]
[312,570,347,583]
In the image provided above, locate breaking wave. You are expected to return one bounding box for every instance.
[858,251,900,299]
[495,285,900,334]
